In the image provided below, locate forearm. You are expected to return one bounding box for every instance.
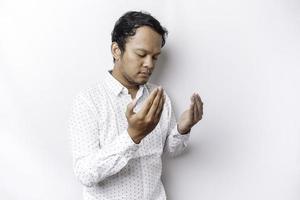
[164,125,190,157]
[73,131,139,187]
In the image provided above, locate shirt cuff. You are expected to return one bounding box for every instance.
[174,126,191,140]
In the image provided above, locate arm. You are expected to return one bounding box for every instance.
[163,94,190,158]
[163,92,203,157]
[68,93,139,187]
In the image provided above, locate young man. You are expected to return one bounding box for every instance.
[69,11,203,200]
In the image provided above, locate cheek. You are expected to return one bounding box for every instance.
[126,54,143,68]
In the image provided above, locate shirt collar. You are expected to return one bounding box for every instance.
[104,70,124,96]
[104,70,147,97]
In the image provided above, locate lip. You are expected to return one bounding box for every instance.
[139,72,150,77]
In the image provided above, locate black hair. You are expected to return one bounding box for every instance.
[111,11,168,61]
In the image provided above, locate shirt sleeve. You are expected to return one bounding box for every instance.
[68,93,139,187]
[163,93,190,158]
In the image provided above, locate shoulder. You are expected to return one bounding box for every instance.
[70,81,110,125]
[72,81,107,112]
[74,82,101,99]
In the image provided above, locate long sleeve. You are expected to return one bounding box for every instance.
[163,93,190,158]
[68,93,139,187]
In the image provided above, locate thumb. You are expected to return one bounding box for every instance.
[126,98,138,116]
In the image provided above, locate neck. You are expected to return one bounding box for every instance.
[111,66,139,92]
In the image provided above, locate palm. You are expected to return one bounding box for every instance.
[178,109,193,130]
[177,93,203,134]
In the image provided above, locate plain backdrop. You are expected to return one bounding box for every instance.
[1,0,300,199]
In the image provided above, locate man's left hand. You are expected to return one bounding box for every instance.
[177,93,203,134]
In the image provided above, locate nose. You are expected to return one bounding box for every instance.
[143,56,155,70]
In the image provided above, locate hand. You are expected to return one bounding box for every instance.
[126,87,165,144]
[177,93,203,134]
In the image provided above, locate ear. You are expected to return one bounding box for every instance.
[111,42,122,61]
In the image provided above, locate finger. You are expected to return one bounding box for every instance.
[147,87,163,118]
[126,98,138,117]
[192,94,198,121]
[189,95,195,120]
[195,94,203,119]
[194,94,202,120]
[196,93,203,104]
[155,93,165,119]
[139,87,160,116]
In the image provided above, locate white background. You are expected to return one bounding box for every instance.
[1,0,300,199]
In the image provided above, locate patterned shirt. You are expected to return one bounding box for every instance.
[69,70,190,200]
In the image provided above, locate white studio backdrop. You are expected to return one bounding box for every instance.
[1,0,300,199]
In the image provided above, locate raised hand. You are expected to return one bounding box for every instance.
[177,93,203,134]
[126,87,165,144]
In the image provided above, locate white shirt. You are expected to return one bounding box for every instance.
[69,70,190,200]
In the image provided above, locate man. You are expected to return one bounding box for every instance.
[69,11,203,200]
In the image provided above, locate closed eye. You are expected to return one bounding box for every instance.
[136,53,146,57]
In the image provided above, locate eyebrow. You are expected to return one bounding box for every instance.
[135,48,161,56]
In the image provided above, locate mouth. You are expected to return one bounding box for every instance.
[139,72,151,77]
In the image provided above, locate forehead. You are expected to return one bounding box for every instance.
[126,26,162,52]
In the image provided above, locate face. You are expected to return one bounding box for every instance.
[112,26,162,87]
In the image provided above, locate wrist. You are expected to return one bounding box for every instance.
[127,128,142,144]
[177,124,191,135]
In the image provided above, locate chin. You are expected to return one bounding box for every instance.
[136,80,148,85]
[138,77,149,85]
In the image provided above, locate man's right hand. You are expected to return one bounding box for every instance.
[126,86,165,144]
